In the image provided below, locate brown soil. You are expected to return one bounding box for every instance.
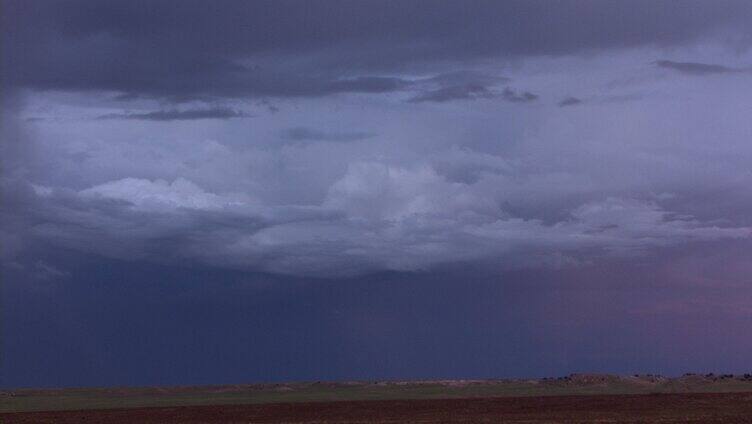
[3,392,752,423]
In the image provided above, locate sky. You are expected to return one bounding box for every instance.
[2,0,752,388]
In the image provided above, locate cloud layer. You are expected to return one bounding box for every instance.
[5,0,752,101]
[3,1,752,279]
[97,108,251,121]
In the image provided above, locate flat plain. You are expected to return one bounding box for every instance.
[3,374,752,423]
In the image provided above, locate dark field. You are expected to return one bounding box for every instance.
[4,392,752,423]
[3,375,752,423]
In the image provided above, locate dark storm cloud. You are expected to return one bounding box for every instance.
[408,85,537,103]
[655,60,738,75]
[501,88,538,103]
[325,77,411,94]
[29,260,71,281]
[424,71,509,86]
[6,0,752,390]
[6,245,752,388]
[4,0,752,100]
[559,97,583,107]
[3,0,752,279]
[282,127,375,143]
[96,107,250,121]
[407,71,510,103]
[408,84,496,103]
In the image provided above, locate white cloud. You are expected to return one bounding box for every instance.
[80,177,248,211]
[10,164,751,277]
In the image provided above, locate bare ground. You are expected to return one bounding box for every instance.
[4,392,752,423]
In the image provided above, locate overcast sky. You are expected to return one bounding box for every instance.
[3,0,752,388]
